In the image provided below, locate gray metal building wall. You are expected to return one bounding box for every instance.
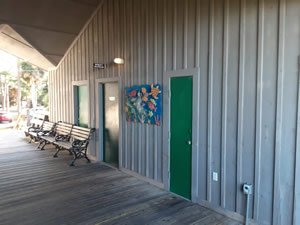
[48,0,300,224]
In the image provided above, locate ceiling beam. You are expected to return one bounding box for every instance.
[44,53,64,57]
[7,26,56,67]
[0,18,78,36]
[67,0,99,7]
[1,32,33,49]
[1,26,63,61]
[0,24,6,32]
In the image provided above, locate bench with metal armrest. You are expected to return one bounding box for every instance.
[38,121,73,151]
[36,121,56,149]
[53,125,95,166]
[26,114,48,143]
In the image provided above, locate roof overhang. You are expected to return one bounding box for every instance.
[0,0,102,70]
[0,24,54,70]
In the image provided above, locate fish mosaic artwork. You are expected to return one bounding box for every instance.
[125,84,162,126]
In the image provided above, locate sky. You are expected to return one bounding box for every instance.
[0,49,18,75]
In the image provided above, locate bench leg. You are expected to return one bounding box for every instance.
[36,141,42,150]
[29,136,36,144]
[70,152,78,166]
[40,141,47,150]
[53,147,62,158]
[39,141,47,150]
[85,155,91,163]
[84,150,90,163]
[69,148,90,166]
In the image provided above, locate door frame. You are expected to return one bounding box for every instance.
[95,77,122,167]
[72,80,90,127]
[163,68,200,202]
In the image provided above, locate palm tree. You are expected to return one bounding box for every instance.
[20,62,45,108]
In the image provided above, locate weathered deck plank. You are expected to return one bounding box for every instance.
[0,130,242,225]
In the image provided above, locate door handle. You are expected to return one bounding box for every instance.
[186,140,192,145]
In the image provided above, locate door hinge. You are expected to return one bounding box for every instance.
[168,90,171,98]
[168,131,171,140]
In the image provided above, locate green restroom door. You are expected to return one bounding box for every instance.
[103,82,119,165]
[170,76,193,199]
[78,85,89,128]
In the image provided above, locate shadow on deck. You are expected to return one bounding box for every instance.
[0,129,242,225]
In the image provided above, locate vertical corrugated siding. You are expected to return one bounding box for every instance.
[48,0,300,224]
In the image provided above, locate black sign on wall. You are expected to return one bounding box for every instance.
[93,63,106,69]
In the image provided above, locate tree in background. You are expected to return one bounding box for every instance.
[0,71,11,110]
[20,62,48,109]
[7,72,18,106]
[37,75,48,109]
[0,61,48,111]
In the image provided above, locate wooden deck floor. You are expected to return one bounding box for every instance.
[0,129,242,225]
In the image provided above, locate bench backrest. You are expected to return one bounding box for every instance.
[42,121,56,132]
[70,126,94,144]
[55,122,73,136]
[30,118,44,127]
[29,113,48,128]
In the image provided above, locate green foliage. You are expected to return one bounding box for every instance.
[37,76,49,109]
[0,71,10,77]
[20,62,48,108]
[0,61,48,108]
[0,71,17,106]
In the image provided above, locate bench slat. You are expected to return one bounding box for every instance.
[56,126,72,130]
[57,123,73,127]
[71,134,89,139]
[71,126,92,139]
[55,127,71,131]
[71,136,87,141]
[73,126,91,132]
[71,130,90,137]
[56,127,72,131]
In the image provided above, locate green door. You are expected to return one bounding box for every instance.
[103,82,119,165]
[78,85,89,128]
[170,76,193,199]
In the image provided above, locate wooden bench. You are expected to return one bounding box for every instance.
[26,113,48,143]
[36,121,56,149]
[39,122,73,151]
[53,125,95,166]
